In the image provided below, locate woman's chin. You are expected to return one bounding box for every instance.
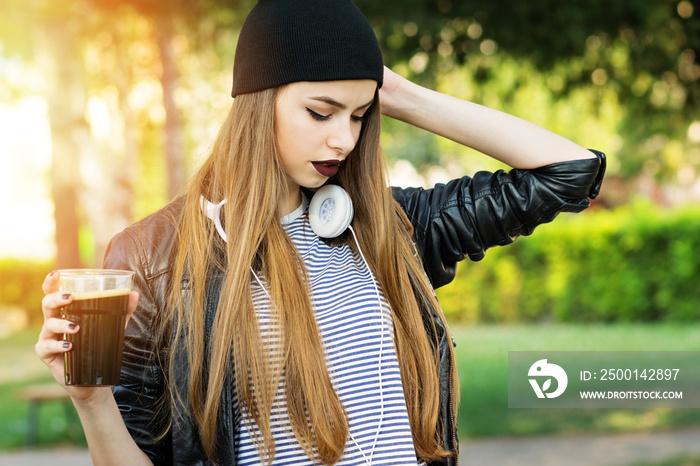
[300,177,330,190]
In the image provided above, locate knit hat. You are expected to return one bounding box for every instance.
[231,0,384,97]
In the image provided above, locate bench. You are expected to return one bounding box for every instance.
[16,384,77,447]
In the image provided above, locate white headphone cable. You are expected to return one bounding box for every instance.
[347,225,385,465]
[250,227,386,466]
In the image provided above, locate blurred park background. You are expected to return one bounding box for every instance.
[1,0,700,461]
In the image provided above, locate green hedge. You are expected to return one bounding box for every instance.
[0,260,53,326]
[436,201,700,322]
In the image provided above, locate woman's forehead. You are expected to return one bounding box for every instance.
[281,80,377,106]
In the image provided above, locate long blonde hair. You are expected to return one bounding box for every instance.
[165,86,458,464]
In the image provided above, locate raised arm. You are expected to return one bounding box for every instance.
[382,68,605,288]
[379,66,596,168]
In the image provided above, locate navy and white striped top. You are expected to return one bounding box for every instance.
[234,196,422,465]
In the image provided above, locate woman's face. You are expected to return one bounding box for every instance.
[275,80,377,194]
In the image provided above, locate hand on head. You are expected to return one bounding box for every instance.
[378,66,411,118]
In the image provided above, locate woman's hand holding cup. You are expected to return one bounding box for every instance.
[36,270,139,403]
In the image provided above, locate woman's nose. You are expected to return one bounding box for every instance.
[327,120,358,154]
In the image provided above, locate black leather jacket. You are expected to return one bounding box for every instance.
[103,152,605,465]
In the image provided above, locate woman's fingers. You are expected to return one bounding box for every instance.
[127,290,139,314]
[125,290,139,328]
[42,270,59,295]
[38,270,72,384]
[35,337,72,361]
[41,291,73,321]
[39,316,79,339]
[36,317,78,359]
[41,270,69,321]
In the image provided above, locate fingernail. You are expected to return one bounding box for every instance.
[68,323,77,330]
[49,270,56,277]
[62,293,71,300]
[62,342,70,348]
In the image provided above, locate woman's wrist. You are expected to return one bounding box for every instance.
[71,386,114,411]
[70,387,152,465]
[381,81,425,121]
[379,67,424,120]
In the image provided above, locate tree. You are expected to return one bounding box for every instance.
[2,0,100,268]
[40,16,87,268]
[87,0,253,199]
[357,0,700,182]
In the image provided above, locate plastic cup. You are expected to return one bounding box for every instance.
[58,269,134,386]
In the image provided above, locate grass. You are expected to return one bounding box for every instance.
[1,323,699,450]
[632,456,700,466]
[452,322,700,439]
[0,329,86,450]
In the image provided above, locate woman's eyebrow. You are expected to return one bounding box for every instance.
[309,96,375,110]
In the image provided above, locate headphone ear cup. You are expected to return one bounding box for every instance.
[309,185,354,238]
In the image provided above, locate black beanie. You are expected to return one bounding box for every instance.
[231,0,384,97]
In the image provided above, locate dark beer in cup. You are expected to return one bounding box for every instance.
[59,270,134,386]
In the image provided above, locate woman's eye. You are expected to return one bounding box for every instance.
[306,108,330,121]
[352,114,367,123]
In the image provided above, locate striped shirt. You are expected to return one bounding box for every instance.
[234,196,421,465]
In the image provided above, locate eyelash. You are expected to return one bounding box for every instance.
[353,115,367,123]
[306,108,330,121]
[306,108,366,123]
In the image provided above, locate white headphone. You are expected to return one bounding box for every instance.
[201,184,353,241]
[307,184,354,238]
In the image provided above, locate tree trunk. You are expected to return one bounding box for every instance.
[87,21,137,265]
[39,17,90,269]
[155,14,186,200]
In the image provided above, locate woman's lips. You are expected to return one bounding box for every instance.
[312,160,342,177]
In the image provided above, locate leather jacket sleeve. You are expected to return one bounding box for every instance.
[392,152,605,288]
[103,209,179,465]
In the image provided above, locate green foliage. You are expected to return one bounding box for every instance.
[0,260,53,327]
[357,0,700,183]
[436,202,700,322]
[358,0,660,68]
[633,456,700,466]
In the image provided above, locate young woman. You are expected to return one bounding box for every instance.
[37,0,605,465]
